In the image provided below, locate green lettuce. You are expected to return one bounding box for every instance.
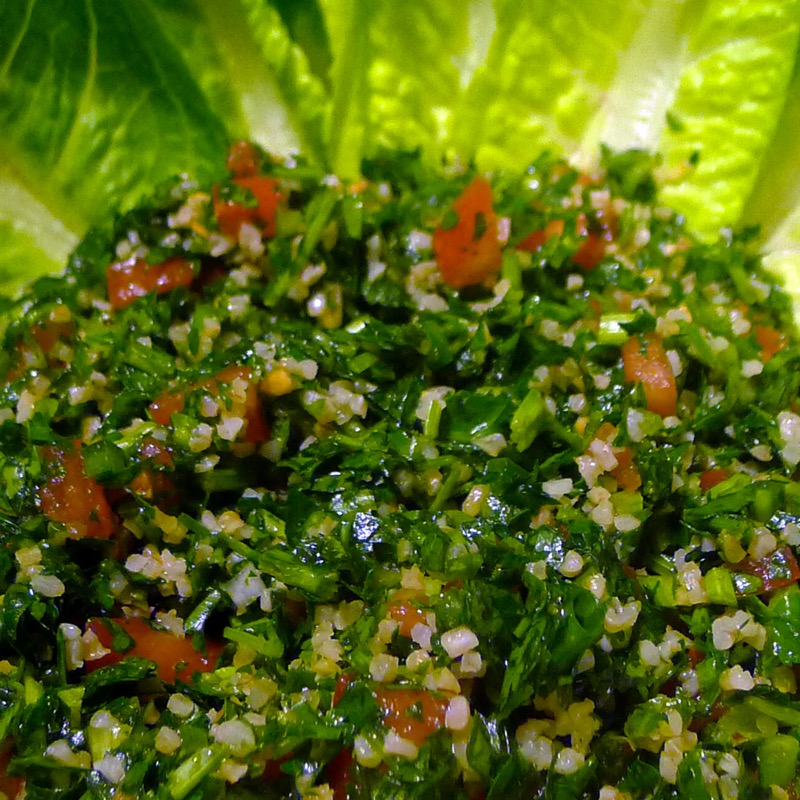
[2,0,800,299]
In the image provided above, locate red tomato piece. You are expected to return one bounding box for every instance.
[387,588,428,638]
[39,443,115,540]
[149,366,269,443]
[327,748,355,800]
[611,447,642,492]
[754,325,786,362]
[107,256,194,310]
[149,390,186,427]
[735,546,800,594]
[374,688,449,747]
[213,177,283,239]
[85,617,221,684]
[333,677,448,747]
[128,439,175,504]
[0,739,23,800]
[212,366,270,444]
[517,219,565,252]
[699,468,731,493]
[31,320,72,354]
[433,177,502,289]
[572,213,608,271]
[621,334,678,417]
[332,672,357,707]
[226,140,260,178]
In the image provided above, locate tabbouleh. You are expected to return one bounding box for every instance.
[1,143,800,799]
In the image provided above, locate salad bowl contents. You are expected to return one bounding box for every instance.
[3,2,800,799]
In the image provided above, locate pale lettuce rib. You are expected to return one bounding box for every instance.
[657,0,800,237]
[0,174,79,295]
[452,0,651,171]
[576,0,687,163]
[321,0,374,178]
[743,48,800,242]
[237,0,331,162]
[745,52,800,323]
[321,0,470,175]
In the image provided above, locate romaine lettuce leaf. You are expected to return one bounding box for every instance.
[656,0,800,237]
[0,0,327,280]
[0,0,230,273]
[451,0,651,169]
[2,0,800,301]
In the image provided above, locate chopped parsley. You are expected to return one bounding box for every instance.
[0,143,799,798]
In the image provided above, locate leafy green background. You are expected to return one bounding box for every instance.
[2,0,800,299]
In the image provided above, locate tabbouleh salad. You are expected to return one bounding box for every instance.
[2,142,800,799]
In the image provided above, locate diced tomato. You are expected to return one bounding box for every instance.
[517,211,612,270]
[85,617,221,684]
[327,748,354,800]
[226,140,260,178]
[734,546,800,594]
[387,588,428,638]
[588,424,641,490]
[39,443,116,540]
[572,213,611,271]
[215,366,270,444]
[621,334,678,417]
[213,177,283,239]
[332,672,357,707]
[611,447,642,491]
[149,366,269,443]
[686,646,705,668]
[373,688,449,747]
[700,468,731,493]
[594,422,616,442]
[754,325,787,362]
[139,437,174,467]
[31,320,72,355]
[149,390,186,427]
[128,439,175,503]
[517,219,564,252]
[433,177,502,289]
[107,256,194,310]
[333,675,448,748]
[334,677,448,747]
[0,739,23,800]
[9,318,73,380]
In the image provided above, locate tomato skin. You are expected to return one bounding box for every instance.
[572,213,608,271]
[611,446,642,491]
[107,257,194,310]
[85,617,221,684]
[214,366,270,444]
[127,438,176,504]
[590,424,641,490]
[0,738,23,800]
[517,219,564,252]
[31,320,72,354]
[149,390,186,427]
[333,676,448,746]
[373,688,448,747]
[755,325,786,362]
[213,177,283,239]
[39,443,115,540]
[149,366,269,443]
[735,546,800,594]
[433,177,502,289]
[386,588,428,638]
[226,140,260,178]
[700,468,731,493]
[327,748,355,800]
[621,334,678,417]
